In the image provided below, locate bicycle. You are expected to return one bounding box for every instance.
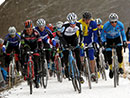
[82,45,92,89]
[39,48,49,89]
[64,45,81,93]
[25,51,34,94]
[51,48,63,82]
[98,47,107,81]
[107,44,124,88]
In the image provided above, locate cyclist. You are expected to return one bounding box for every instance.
[126,26,130,66]
[47,23,54,32]
[4,26,21,74]
[0,38,7,88]
[21,20,42,88]
[101,13,127,79]
[79,11,98,81]
[95,18,103,46]
[35,18,56,76]
[60,12,84,83]
[50,21,64,73]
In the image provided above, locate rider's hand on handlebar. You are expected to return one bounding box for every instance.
[123,41,127,48]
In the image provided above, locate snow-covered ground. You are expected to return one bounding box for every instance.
[0,0,5,5]
[0,48,130,98]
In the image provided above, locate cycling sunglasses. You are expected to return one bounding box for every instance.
[111,21,117,23]
[57,28,62,32]
[70,22,76,25]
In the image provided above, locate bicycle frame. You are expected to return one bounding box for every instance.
[67,47,80,79]
[27,51,34,79]
[111,46,119,87]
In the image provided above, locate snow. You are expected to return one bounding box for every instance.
[0,48,130,98]
[0,0,5,5]
[1,74,130,98]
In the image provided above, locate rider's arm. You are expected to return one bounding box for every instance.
[101,24,107,43]
[45,28,54,39]
[120,22,127,42]
[79,23,84,43]
[92,22,98,43]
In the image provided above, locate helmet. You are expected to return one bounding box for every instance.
[47,23,54,31]
[95,18,102,25]
[66,12,77,23]
[36,18,46,27]
[109,13,118,22]
[24,20,33,28]
[56,21,63,29]
[0,38,4,45]
[8,26,16,36]
[83,11,92,20]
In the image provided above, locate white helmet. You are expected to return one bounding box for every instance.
[56,21,63,29]
[36,18,46,27]
[0,38,4,44]
[8,26,16,36]
[109,13,118,22]
[66,12,77,23]
[95,18,102,25]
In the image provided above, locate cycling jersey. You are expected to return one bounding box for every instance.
[61,22,83,46]
[21,29,42,50]
[101,21,127,42]
[97,25,103,45]
[35,26,54,45]
[4,33,21,47]
[79,19,98,45]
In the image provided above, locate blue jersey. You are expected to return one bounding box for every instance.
[0,46,6,56]
[101,21,127,42]
[79,19,98,45]
[35,26,53,44]
[4,33,21,47]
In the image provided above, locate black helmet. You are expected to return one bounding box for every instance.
[83,11,92,20]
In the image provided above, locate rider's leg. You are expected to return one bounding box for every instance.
[62,50,69,78]
[106,50,113,79]
[14,46,20,73]
[33,53,40,88]
[116,46,124,74]
[88,48,95,73]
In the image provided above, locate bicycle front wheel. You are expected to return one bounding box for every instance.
[72,60,81,93]
[42,59,48,89]
[84,58,92,89]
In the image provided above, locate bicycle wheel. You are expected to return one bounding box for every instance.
[72,60,81,93]
[84,58,92,89]
[117,68,119,86]
[29,79,32,94]
[69,63,76,91]
[42,59,48,89]
[100,55,107,81]
[56,57,63,83]
[95,61,98,83]
[114,62,117,88]
[12,60,16,86]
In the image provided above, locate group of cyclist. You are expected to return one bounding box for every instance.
[0,11,128,89]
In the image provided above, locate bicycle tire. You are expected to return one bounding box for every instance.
[69,63,77,91]
[95,61,98,83]
[114,61,117,88]
[84,58,92,89]
[56,57,63,83]
[117,68,119,86]
[29,79,32,94]
[72,60,81,93]
[42,59,48,89]
[100,55,107,81]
